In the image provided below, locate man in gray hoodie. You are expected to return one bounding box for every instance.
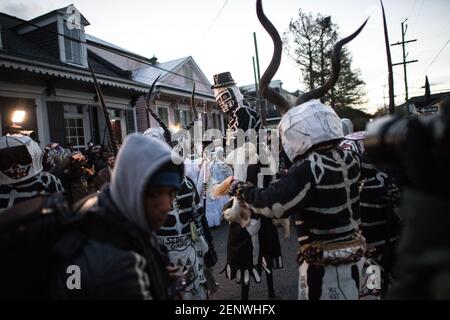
[51,133,184,299]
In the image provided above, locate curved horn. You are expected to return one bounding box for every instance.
[381,1,395,115]
[144,75,171,143]
[88,64,118,156]
[256,0,290,115]
[296,17,369,105]
[184,82,198,130]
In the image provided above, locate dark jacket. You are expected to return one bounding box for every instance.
[389,189,450,299]
[51,186,172,300]
[51,134,184,299]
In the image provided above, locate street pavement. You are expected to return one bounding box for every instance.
[209,219,299,300]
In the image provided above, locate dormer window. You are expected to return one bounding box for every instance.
[57,5,89,67]
[63,22,82,65]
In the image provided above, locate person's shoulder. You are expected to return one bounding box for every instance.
[54,238,151,299]
[39,171,61,182]
[184,175,197,186]
[235,105,255,115]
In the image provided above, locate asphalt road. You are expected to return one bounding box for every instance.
[209,219,299,300]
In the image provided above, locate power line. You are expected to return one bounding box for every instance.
[423,39,450,73]
[200,0,229,40]
[2,13,213,87]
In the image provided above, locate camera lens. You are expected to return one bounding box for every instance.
[364,115,409,170]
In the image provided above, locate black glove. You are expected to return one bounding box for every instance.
[204,245,218,268]
[223,217,261,285]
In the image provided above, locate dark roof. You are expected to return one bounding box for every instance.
[87,50,132,79]
[406,92,450,109]
[22,4,90,27]
[0,12,132,81]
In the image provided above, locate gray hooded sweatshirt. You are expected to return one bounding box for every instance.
[110,133,183,234]
[51,134,185,300]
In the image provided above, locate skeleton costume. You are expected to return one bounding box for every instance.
[212,72,283,296]
[340,131,401,276]
[232,101,379,300]
[144,127,216,300]
[197,148,233,228]
[229,1,378,299]
[0,135,64,214]
[212,72,262,147]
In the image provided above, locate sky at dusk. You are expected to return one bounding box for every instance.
[1,0,449,114]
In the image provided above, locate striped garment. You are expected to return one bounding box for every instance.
[236,147,366,246]
[235,146,384,300]
[359,166,401,265]
[228,104,262,136]
[156,176,209,300]
[0,171,64,214]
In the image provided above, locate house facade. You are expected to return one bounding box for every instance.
[0,5,220,150]
[396,91,449,116]
[88,38,222,134]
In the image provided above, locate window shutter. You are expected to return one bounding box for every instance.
[46,101,66,145]
[126,109,136,134]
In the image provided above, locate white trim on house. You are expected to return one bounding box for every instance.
[0,82,136,146]
[0,81,46,96]
[57,16,65,64]
[120,109,127,140]
[0,81,48,146]
[51,88,132,110]
[63,104,91,150]
[132,106,138,134]
[50,89,133,146]
[107,108,127,142]
[36,95,50,146]
[154,85,215,101]
[0,54,149,93]
[80,25,88,68]
[175,105,193,129]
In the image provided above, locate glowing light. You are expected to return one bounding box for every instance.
[169,124,181,132]
[12,110,26,123]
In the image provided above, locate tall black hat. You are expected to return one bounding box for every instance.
[211,72,236,89]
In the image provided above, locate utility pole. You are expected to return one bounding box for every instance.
[253,32,266,125]
[391,18,418,102]
[252,56,260,109]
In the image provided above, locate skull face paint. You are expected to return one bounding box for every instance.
[214,87,238,113]
[0,135,44,185]
[0,145,32,180]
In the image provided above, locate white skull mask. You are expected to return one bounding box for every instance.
[143,127,188,156]
[143,127,168,142]
[213,85,245,113]
[0,135,43,185]
[278,100,344,162]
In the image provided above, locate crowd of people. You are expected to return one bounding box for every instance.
[0,0,448,298]
[0,88,448,300]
